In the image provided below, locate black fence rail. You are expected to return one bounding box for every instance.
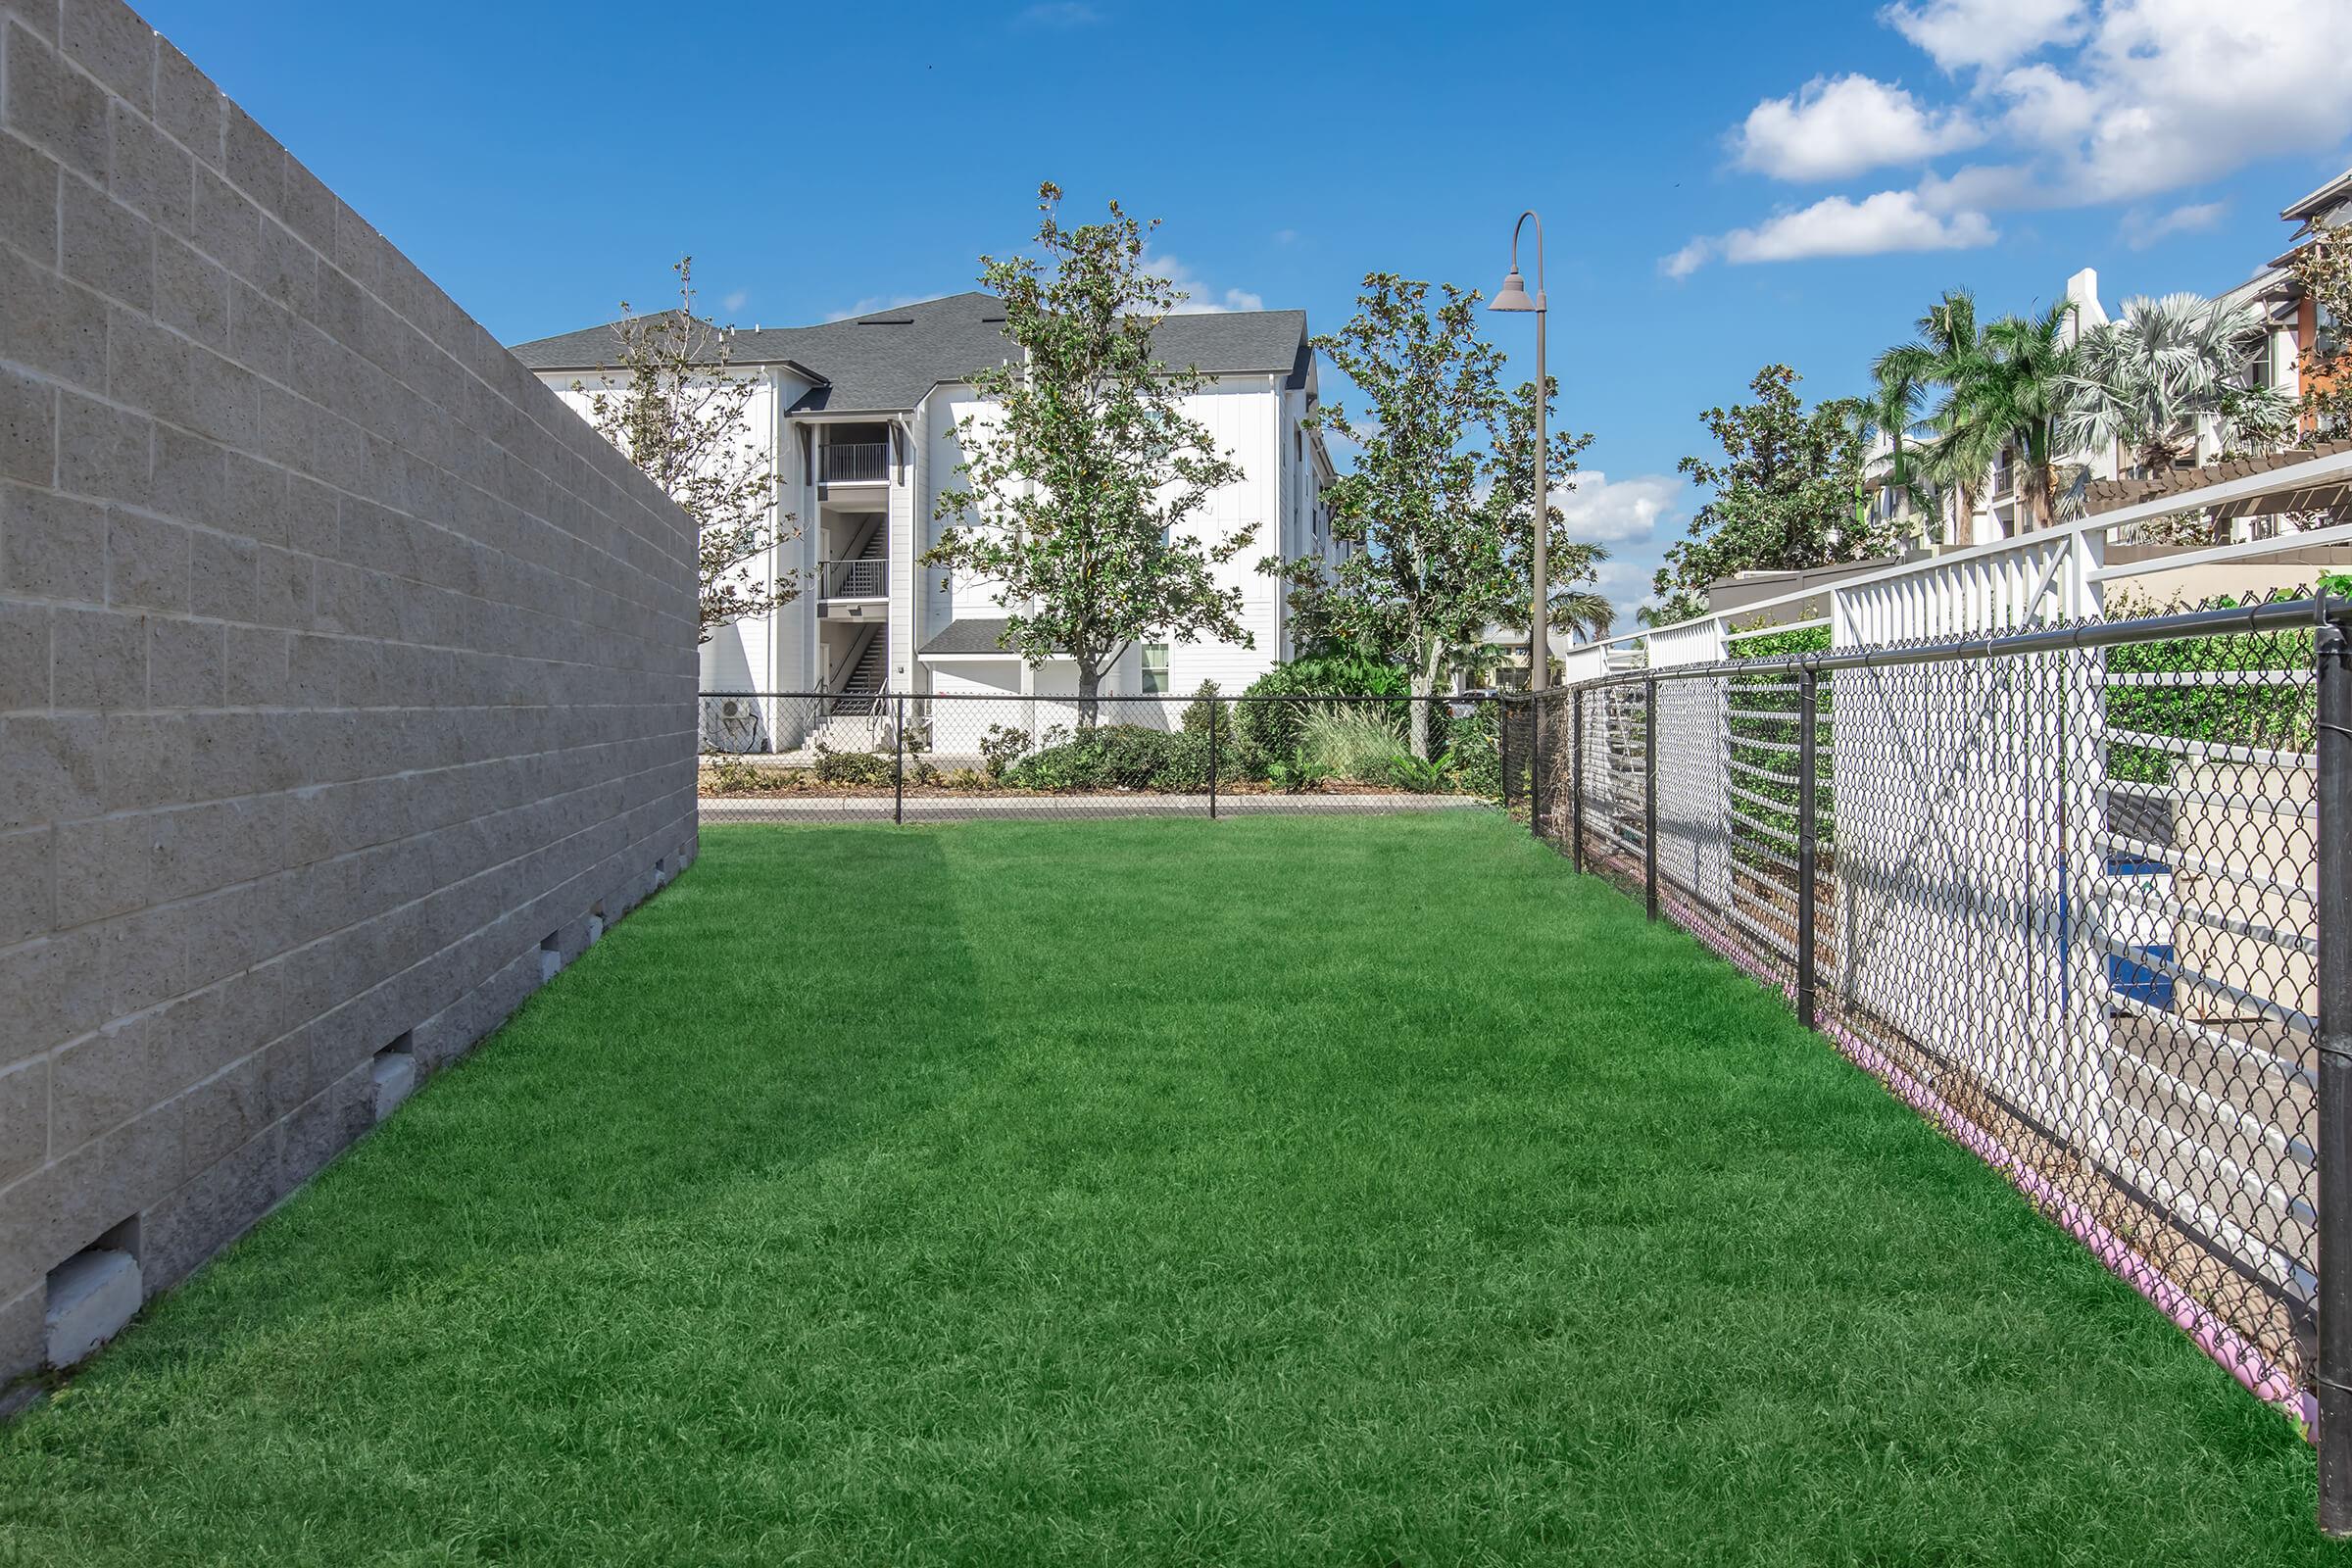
[698,691,1507,822]
[1512,596,2352,1527]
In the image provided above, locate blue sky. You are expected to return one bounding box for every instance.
[139,0,2352,623]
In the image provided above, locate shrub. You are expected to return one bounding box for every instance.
[1003,724,1217,793]
[1297,704,1411,782]
[813,745,892,786]
[1382,752,1455,793]
[979,724,1032,780]
[700,759,770,795]
[1237,656,1411,763]
[1181,680,1220,735]
[939,767,993,791]
[1447,703,1502,799]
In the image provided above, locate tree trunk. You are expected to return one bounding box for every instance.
[1075,659,1101,730]
[1408,639,1444,760]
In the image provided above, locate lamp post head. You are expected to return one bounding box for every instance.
[1489,266,1537,313]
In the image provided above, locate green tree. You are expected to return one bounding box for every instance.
[1485,375,1611,647]
[579,257,797,644]
[1651,364,1881,625]
[923,183,1249,722]
[1264,276,1603,757]
[2288,228,2351,438]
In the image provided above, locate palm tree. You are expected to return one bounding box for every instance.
[1547,588,1613,644]
[2059,292,2294,476]
[1877,290,1998,542]
[1863,351,1929,533]
[1980,301,2075,530]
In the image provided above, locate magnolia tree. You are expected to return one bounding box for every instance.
[579,258,796,644]
[1266,274,1604,758]
[924,183,1248,722]
[1650,364,1883,626]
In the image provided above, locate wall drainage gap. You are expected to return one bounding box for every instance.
[45,1217,143,1369]
[370,1032,416,1122]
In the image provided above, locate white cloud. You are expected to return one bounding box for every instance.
[2122,199,2227,250]
[1660,238,1714,281]
[1736,74,1983,181]
[721,289,750,313]
[1146,253,1264,314]
[1556,471,1688,544]
[2043,0,2352,205]
[1880,0,2085,72]
[1670,191,1996,274]
[1688,0,2352,270]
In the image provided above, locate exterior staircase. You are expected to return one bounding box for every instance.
[829,626,887,716]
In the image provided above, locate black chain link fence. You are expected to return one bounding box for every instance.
[1519,597,2352,1513]
[697,692,1507,821]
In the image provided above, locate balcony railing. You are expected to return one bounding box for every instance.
[821,559,887,600]
[819,442,889,484]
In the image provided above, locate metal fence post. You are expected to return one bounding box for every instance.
[2318,602,2352,1535]
[1499,697,1516,812]
[1531,694,1547,840]
[1796,663,1819,1030]
[1642,675,1659,921]
[1208,698,1220,820]
[892,692,905,826]
[1571,688,1585,871]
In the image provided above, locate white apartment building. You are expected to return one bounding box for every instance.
[513,292,1342,748]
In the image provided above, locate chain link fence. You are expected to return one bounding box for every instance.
[697,692,1507,821]
[1519,597,2351,1506]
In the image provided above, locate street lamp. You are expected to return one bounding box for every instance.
[1490,211,1548,693]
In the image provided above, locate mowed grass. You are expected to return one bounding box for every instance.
[0,813,2341,1564]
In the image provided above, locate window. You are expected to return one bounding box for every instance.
[1142,644,1171,695]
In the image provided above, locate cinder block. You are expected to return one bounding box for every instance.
[50,606,146,709]
[0,601,50,711]
[60,0,154,116]
[145,616,222,708]
[0,827,52,947]
[220,102,281,217]
[0,1283,40,1396]
[3,19,108,178]
[191,533,258,622]
[138,1121,279,1294]
[43,1248,140,1367]
[61,155,153,312]
[108,99,190,235]
[57,389,151,507]
[0,712,102,833]
[154,231,229,350]
[105,510,189,612]
[0,117,62,264]
[0,1057,46,1186]
[0,363,58,487]
[3,484,104,602]
[152,40,220,166]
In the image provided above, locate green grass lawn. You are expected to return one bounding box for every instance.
[0,813,2340,1564]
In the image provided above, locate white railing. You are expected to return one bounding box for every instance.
[1559,444,2352,665]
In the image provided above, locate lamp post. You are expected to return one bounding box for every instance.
[1490,211,1547,693]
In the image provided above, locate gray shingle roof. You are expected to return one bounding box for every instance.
[918,617,1019,657]
[510,292,1310,414]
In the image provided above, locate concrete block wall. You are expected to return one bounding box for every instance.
[0,0,699,1390]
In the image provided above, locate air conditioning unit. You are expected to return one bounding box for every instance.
[706,695,769,755]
